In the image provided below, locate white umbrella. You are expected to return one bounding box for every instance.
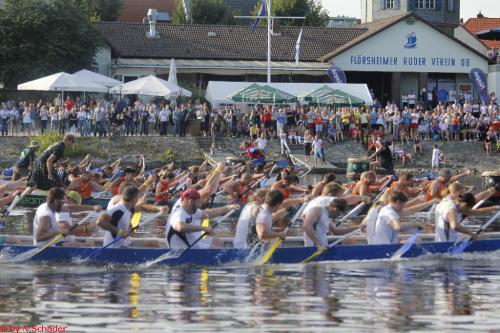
[109,75,191,98]
[18,72,108,93]
[73,69,122,88]
[168,58,178,86]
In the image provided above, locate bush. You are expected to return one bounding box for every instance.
[155,148,176,164]
[29,131,108,159]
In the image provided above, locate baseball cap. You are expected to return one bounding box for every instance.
[181,189,201,201]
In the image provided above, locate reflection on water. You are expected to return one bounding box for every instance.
[2,256,500,332]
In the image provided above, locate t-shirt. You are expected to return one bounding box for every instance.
[166,206,205,249]
[435,197,462,243]
[256,206,273,234]
[33,203,57,246]
[372,205,400,244]
[15,148,35,168]
[38,141,65,165]
[234,203,261,248]
[255,138,267,150]
[102,202,132,248]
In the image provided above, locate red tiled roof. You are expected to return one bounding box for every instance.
[463,18,500,49]
[118,0,178,22]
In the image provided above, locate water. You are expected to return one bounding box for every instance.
[2,256,500,332]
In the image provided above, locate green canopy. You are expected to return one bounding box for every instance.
[228,83,297,104]
[302,85,364,106]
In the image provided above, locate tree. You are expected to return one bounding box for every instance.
[172,0,238,25]
[252,0,329,27]
[0,0,103,90]
[71,0,124,23]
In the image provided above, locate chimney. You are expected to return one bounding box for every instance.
[147,8,159,38]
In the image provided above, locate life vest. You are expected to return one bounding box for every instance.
[77,178,92,199]
[245,144,263,160]
[155,179,170,202]
[112,177,125,195]
[230,183,250,204]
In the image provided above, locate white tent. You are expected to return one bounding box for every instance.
[73,69,122,88]
[109,75,192,98]
[17,72,108,93]
[205,81,373,107]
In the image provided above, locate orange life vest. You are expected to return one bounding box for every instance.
[425,179,447,201]
[112,177,125,195]
[155,179,170,202]
[77,178,92,199]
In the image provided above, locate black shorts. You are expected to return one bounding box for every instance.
[264,121,273,129]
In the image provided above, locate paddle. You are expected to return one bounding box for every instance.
[3,211,97,263]
[78,211,162,262]
[144,209,237,268]
[450,210,500,256]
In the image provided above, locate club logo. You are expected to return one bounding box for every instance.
[404,32,417,49]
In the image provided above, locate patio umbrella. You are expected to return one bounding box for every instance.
[301,85,364,106]
[18,72,108,93]
[168,58,178,86]
[73,69,122,88]
[109,75,191,98]
[228,83,297,104]
[476,28,500,40]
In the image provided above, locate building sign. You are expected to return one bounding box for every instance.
[331,20,487,74]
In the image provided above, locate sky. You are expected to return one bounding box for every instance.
[319,0,500,20]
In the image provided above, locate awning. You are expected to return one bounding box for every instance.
[300,85,365,106]
[228,83,297,104]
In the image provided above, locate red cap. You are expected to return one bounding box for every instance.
[181,189,201,201]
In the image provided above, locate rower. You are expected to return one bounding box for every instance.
[352,171,391,198]
[27,134,75,190]
[224,173,253,205]
[154,172,176,206]
[66,170,108,203]
[271,174,309,200]
[33,187,77,246]
[97,185,140,248]
[165,189,238,249]
[240,141,266,166]
[425,169,470,202]
[233,189,266,248]
[303,198,351,252]
[255,190,287,242]
[310,173,336,198]
[387,173,428,205]
[371,191,424,245]
[110,167,139,196]
[12,141,39,181]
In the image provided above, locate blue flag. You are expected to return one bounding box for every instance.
[469,68,488,104]
[252,0,267,31]
[327,65,347,84]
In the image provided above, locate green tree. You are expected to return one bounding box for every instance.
[252,0,329,27]
[71,0,124,23]
[172,0,238,25]
[0,0,103,90]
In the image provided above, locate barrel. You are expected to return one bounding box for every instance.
[482,171,500,201]
[346,158,369,181]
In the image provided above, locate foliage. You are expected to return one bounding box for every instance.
[71,0,124,23]
[155,148,176,164]
[29,131,108,159]
[172,0,238,25]
[252,0,329,27]
[0,0,103,90]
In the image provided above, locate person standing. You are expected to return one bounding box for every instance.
[39,106,48,134]
[159,106,171,136]
[0,105,9,136]
[12,141,40,180]
[27,134,75,190]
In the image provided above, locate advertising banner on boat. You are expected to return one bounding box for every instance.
[327,65,346,84]
[469,68,488,103]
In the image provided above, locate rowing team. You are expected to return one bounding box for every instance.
[18,165,499,253]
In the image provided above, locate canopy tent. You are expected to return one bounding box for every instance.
[228,83,298,104]
[206,81,373,108]
[73,69,122,88]
[17,72,108,93]
[109,75,191,98]
[300,85,365,106]
[476,28,500,40]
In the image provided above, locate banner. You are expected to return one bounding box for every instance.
[327,65,346,84]
[469,68,488,103]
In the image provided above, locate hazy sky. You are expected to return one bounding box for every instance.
[319,0,500,20]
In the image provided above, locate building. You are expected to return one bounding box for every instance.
[328,16,360,28]
[361,0,460,36]
[118,0,177,22]
[463,16,500,51]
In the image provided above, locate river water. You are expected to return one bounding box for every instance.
[2,255,500,332]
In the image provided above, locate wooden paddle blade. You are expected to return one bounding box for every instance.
[390,230,420,260]
[258,239,282,265]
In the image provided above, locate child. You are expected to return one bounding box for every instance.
[312,135,325,165]
[327,125,336,143]
[431,144,440,170]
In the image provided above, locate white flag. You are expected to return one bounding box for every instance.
[295,28,303,66]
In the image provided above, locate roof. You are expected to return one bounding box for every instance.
[118,0,177,22]
[463,18,500,49]
[320,12,489,62]
[95,22,368,61]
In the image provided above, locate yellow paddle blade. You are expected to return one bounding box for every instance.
[301,249,325,264]
[202,218,210,238]
[34,233,64,256]
[131,212,142,229]
[258,238,282,265]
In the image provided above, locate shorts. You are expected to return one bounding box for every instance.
[410,123,418,129]
[264,121,273,129]
[315,125,323,133]
[252,156,266,166]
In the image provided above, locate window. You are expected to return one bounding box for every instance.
[415,0,435,9]
[447,0,454,11]
[386,0,395,9]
